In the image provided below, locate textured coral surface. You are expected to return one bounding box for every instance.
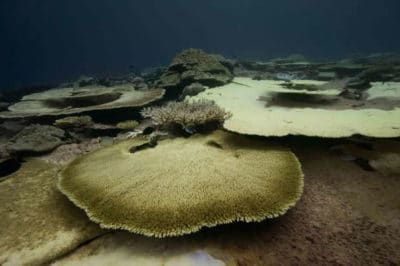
[53,139,400,265]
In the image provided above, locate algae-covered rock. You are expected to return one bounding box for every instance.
[271,54,309,64]
[0,160,103,266]
[58,130,304,237]
[75,76,98,87]
[0,84,165,119]
[334,140,400,176]
[54,116,94,129]
[318,63,368,76]
[116,120,139,131]
[7,124,68,155]
[157,49,233,95]
[317,72,337,80]
[180,82,206,99]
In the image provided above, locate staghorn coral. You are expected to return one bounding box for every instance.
[140,100,231,131]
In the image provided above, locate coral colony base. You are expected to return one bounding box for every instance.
[0,49,400,265]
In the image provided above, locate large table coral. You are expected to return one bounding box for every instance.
[0,159,104,266]
[58,130,304,237]
[190,78,400,138]
[0,84,164,118]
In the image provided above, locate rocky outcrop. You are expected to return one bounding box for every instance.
[54,116,94,129]
[157,49,233,97]
[7,124,68,155]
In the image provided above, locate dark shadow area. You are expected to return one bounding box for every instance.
[259,92,400,110]
[44,93,122,109]
[0,157,21,180]
[264,92,340,108]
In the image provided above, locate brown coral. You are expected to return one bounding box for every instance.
[140,100,231,131]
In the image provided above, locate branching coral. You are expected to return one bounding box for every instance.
[140,100,231,130]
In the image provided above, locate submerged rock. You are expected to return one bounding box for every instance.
[0,102,9,111]
[318,63,368,77]
[0,120,27,144]
[54,116,94,129]
[210,53,237,72]
[7,124,68,155]
[180,82,206,99]
[157,49,233,96]
[75,76,99,87]
[116,120,139,131]
[271,54,309,64]
[317,71,337,81]
[39,139,103,165]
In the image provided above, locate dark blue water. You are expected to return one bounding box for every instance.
[1,0,400,90]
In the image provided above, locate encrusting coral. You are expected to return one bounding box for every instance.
[140,99,231,132]
[58,130,304,238]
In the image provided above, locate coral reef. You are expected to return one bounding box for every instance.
[141,99,231,132]
[157,49,233,96]
[190,77,400,138]
[0,159,103,266]
[6,124,68,155]
[116,120,139,131]
[54,116,94,129]
[58,130,304,238]
[39,139,103,165]
[0,84,165,118]
[180,82,206,99]
[332,140,400,176]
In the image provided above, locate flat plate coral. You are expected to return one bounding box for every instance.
[0,84,164,118]
[0,160,103,266]
[190,78,400,138]
[58,130,304,237]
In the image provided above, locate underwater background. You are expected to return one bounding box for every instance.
[1,0,400,90]
[1,1,400,265]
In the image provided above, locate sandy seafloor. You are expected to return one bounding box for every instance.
[43,137,400,266]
